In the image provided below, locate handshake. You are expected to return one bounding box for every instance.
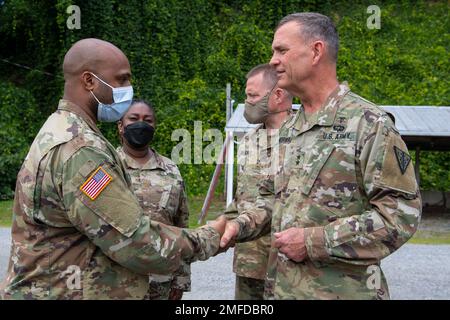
[206,215,308,262]
[206,215,240,252]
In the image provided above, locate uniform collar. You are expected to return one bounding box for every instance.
[117,146,166,171]
[291,82,350,135]
[57,99,100,134]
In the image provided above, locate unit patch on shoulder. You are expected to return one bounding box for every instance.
[394,146,411,175]
[80,166,113,200]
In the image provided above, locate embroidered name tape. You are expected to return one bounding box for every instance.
[80,166,112,200]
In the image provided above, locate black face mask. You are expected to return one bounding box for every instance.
[123,121,155,149]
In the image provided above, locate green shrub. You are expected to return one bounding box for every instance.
[0,0,448,197]
[0,83,40,199]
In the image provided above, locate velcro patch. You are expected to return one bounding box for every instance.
[394,146,411,174]
[378,135,417,195]
[80,166,112,200]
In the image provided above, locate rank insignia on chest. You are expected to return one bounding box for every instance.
[332,124,345,132]
[80,166,113,200]
[279,137,292,144]
[394,146,411,175]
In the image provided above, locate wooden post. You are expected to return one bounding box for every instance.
[198,134,232,224]
[415,146,420,186]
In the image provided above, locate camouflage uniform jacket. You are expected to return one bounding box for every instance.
[232,124,273,280]
[234,83,422,299]
[116,147,191,292]
[0,100,219,300]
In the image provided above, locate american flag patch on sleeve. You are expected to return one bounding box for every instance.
[80,166,112,200]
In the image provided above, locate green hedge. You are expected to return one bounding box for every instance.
[0,83,40,199]
[0,0,448,198]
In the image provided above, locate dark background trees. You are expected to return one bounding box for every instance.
[0,0,448,198]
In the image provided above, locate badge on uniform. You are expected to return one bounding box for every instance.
[80,166,112,200]
[394,146,411,175]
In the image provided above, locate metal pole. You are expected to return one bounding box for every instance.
[226,83,231,121]
[226,130,234,207]
[224,83,231,199]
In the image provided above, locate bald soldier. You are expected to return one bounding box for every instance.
[0,38,225,300]
[220,13,421,299]
[227,63,293,299]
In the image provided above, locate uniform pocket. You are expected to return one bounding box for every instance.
[159,184,172,209]
[301,142,335,195]
[287,138,359,216]
[286,141,335,196]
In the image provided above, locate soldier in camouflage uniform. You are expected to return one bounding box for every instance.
[228,64,293,299]
[219,13,421,299]
[116,100,191,300]
[0,38,224,300]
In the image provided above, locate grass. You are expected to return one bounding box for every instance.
[0,200,13,227]
[187,195,226,228]
[0,196,227,229]
[408,230,450,245]
[1,198,449,245]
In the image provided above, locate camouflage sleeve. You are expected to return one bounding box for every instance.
[173,181,189,229]
[172,180,191,291]
[171,262,191,292]
[62,146,220,276]
[222,139,247,221]
[304,116,421,265]
[223,200,239,220]
[222,185,273,241]
[230,132,274,242]
[233,175,273,242]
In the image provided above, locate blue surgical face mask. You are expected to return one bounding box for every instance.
[89,72,134,122]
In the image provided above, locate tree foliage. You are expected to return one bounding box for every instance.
[0,0,448,198]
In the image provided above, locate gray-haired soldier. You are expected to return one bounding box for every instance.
[220,13,421,300]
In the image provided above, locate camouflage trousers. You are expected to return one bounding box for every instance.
[144,280,172,300]
[235,275,265,300]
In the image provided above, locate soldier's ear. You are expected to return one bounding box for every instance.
[311,40,325,65]
[82,71,95,91]
[275,88,283,103]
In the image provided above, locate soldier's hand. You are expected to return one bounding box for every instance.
[207,215,227,237]
[274,227,307,262]
[220,220,240,249]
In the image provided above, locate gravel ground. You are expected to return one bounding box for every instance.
[1,227,449,299]
[0,228,11,280]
